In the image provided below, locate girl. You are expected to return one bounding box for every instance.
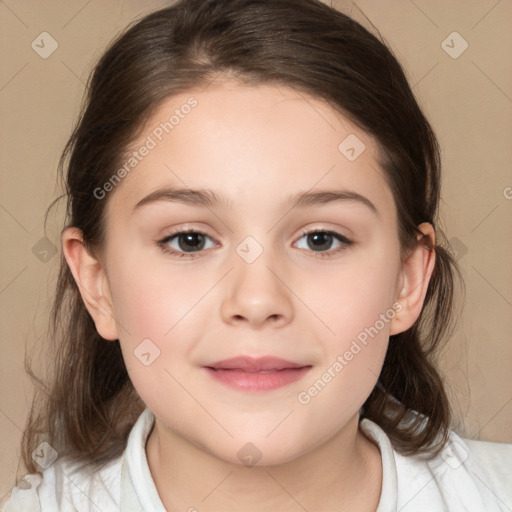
[2,0,511,510]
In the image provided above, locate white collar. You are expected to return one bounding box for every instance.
[119,407,505,511]
[120,408,398,511]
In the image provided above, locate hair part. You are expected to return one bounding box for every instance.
[21,0,463,477]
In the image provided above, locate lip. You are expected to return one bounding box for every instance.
[202,356,312,391]
[205,355,308,371]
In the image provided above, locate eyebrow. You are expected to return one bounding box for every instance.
[133,187,379,217]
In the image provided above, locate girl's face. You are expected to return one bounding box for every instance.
[89,80,410,465]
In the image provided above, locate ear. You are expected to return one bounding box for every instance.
[389,222,436,336]
[61,227,119,340]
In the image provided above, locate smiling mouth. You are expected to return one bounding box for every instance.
[202,356,312,391]
[210,369,289,373]
[205,355,308,372]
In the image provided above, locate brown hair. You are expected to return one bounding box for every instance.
[21,0,463,476]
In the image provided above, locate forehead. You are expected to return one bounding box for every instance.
[106,80,395,221]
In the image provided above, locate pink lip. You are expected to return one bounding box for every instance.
[202,356,312,391]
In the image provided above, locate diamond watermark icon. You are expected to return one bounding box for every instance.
[338,134,366,161]
[237,442,262,467]
[134,338,161,366]
[448,237,468,262]
[31,32,59,59]
[31,442,58,469]
[441,32,468,59]
[236,236,264,264]
[32,236,57,263]
[441,439,469,469]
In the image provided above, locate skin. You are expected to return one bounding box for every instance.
[63,79,435,511]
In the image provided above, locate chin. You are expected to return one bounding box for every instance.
[209,433,310,468]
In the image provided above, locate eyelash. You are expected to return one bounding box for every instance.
[157,227,353,260]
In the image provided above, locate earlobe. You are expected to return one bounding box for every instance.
[61,227,119,341]
[389,222,436,336]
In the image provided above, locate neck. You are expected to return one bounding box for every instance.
[146,415,382,512]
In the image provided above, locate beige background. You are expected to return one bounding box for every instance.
[1,0,511,498]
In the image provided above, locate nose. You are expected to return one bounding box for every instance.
[220,250,294,329]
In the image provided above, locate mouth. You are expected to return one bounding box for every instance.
[202,356,312,391]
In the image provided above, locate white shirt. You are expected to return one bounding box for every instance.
[2,407,511,511]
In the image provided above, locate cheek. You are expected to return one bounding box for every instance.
[295,339,386,452]
[299,251,398,400]
[297,277,393,432]
[106,251,227,402]
[107,252,211,341]
[306,248,399,343]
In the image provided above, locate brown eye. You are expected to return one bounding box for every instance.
[158,229,216,258]
[173,232,207,252]
[295,230,353,257]
[306,232,334,251]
